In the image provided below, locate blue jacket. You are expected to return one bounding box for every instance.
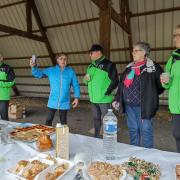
[32,65,80,110]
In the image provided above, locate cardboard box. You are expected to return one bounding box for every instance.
[8,104,23,119]
[56,124,69,160]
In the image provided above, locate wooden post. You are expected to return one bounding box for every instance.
[125,0,133,60]
[99,0,111,59]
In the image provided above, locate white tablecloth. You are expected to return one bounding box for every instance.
[0,120,179,180]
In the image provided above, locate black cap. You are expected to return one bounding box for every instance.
[89,44,103,53]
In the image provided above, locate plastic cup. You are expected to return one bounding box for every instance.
[161,72,170,83]
[84,74,90,81]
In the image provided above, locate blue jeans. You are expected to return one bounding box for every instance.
[125,104,153,148]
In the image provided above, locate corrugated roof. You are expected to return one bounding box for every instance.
[0,0,179,103]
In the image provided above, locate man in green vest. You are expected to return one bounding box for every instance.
[0,53,15,120]
[84,44,119,137]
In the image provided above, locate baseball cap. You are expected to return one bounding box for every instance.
[89,44,103,53]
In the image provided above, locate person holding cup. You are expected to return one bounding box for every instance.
[160,25,180,153]
[84,44,119,138]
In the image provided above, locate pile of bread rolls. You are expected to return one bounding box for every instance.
[37,134,53,151]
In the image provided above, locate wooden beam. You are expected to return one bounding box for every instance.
[111,7,129,33]
[111,47,130,51]
[20,90,49,95]
[0,18,99,38]
[0,33,13,38]
[99,0,111,59]
[36,18,99,31]
[0,24,44,41]
[31,0,56,65]
[16,75,33,78]
[0,1,25,9]
[16,83,49,87]
[91,0,109,10]
[124,0,133,59]
[151,47,175,51]
[131,7,180,17]
[16,82,86,87]
[20,90,89,96]
[91,0,129,33]
[26,0,32,33]
[120,0,126,19]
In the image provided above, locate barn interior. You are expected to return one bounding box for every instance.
[0,0,180,152]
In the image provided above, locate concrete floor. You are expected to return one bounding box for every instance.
[10,97,176,153]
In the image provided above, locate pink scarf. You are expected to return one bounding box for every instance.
[124,60,146,88]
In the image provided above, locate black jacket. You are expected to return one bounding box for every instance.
[115,58,164,119]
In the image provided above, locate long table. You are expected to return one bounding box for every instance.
[0,120,180,180]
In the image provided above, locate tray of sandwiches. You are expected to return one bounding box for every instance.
[8,154,74,180]
[9,124,55,142]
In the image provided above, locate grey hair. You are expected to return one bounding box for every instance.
[134,42,151,57]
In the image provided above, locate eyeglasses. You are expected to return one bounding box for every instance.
[173,34,180,39]
[132,49,144,53]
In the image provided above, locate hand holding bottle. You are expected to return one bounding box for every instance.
[30,54,37,67]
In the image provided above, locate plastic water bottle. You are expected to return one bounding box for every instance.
[103,109,117,160]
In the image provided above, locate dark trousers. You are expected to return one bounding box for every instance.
[172,114,180,153]
[45,107,68,126]
[91,103,110,137]
[0,100,9,120]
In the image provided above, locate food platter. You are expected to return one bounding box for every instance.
[37,157,74,180]
[122,157,161,180]
[9,124,55,142]
[86,161,126,180]
[8,155,54,180]
[8,154,74,180]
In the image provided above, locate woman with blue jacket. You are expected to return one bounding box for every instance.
[30,53,80,126]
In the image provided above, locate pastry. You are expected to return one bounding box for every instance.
[37,134,53,151]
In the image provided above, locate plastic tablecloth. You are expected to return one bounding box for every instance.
[0,120,179,180]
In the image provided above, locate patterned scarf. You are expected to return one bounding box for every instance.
[124,60,146,88]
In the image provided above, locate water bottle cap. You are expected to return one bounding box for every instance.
[56,123,62,127]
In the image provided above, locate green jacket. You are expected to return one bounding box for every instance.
[0,62,15,100]
[84,56,119,103]
[162,49,180,114]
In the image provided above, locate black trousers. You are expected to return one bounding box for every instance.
[0,100,9,120]
[172,114,180,153]
[45,107,68,126]
[91,103,110,137]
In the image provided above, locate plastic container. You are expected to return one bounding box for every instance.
[103,109,118,160]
